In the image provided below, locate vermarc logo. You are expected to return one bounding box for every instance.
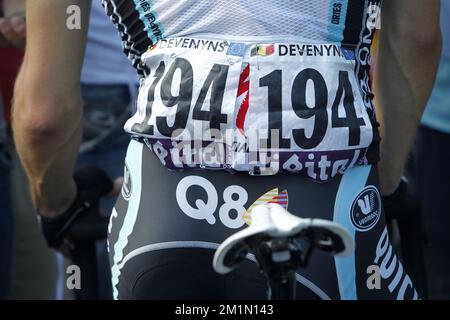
[121,163,132,200]
[350,185,381,232]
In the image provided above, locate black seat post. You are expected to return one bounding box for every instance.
[255,239,298,300]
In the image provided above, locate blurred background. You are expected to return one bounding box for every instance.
[0,0,137,300]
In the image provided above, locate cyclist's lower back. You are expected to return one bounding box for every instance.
[108,139,419,300]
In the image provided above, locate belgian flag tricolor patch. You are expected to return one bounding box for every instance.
[251,44,275,57]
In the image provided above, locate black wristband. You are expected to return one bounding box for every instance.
[38,166,113,248]
[39,190,91,248]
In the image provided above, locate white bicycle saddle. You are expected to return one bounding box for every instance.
[213,203,355,274]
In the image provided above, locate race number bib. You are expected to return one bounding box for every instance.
[128,40,241,139]
[246,44,372,151]
[232,43,374,178]
[126,38,375,181]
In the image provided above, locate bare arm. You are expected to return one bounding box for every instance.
[374,0,442,195]
[12,0,91,217]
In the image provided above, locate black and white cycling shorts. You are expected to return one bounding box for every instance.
[108,140,419,300]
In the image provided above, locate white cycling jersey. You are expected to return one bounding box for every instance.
[102,0,382,182]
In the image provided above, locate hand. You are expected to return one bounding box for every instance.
[39,167,122,256]
[0,12,26,49]
[37,175,123,219]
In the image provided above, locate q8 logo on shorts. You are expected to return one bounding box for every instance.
[176,176,247,229]
[350,185,381,232]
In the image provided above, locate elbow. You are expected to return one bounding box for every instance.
[398,23,442,61]
[385,12,442,62]
[12,91,82,146]
[11,62,83,148]
[413,29,442,59]
[14,114,64,141]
